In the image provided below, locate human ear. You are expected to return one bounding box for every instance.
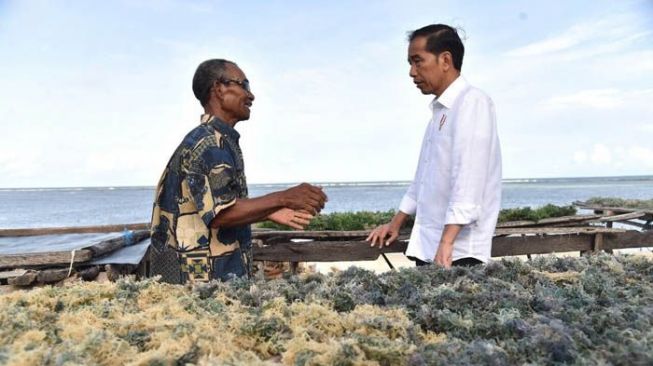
[440,52,453,71]
[212,82,225,101]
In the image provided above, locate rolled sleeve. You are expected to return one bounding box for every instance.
[399,194,417,215]
[445,203,481,225]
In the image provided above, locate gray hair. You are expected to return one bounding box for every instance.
[192,59,237,106]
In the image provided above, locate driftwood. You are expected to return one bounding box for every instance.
[88,230,150,257]
[37,268,69,284]
[79,266,101,281]
[7,268,70,286]
[0,269,27,280]
[7,271,38,286]
[0,223,150,237]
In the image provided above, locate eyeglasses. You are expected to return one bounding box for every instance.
[218,78,251,93]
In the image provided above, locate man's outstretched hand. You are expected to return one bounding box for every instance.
[366,222,401,248]
[267,208,313,230]
[280,183,327,215]
[366,211,409,248]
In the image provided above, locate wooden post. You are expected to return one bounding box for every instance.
[604,210,614,254]
[593,233,604,253]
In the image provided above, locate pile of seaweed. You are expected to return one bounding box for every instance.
[258,204,577,231]
[586,197,653,210]
[1,254,651,365]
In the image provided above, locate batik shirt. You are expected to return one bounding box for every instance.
[151,114,252,283]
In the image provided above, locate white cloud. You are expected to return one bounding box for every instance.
[541,88,653,110]
[638,123,653,133]
[506,15,649,59]
[573,151,587,164]
[628,146,653,168]
[591,144,612,165]
[574,143,653,171]
[506,24,594,57]
[0,149,42,180]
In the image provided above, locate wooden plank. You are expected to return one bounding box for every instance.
[590,211,646,223]
[494,227,625,236]
[255,226,624,241]
[254,230,411,246]
[497,215,602,228]
[253,240,408,262]
[603,230,653,250]
[254,230,650,262]
[253,230,371,240]
[496,220,537,228]
[255,234,601,261]
[0,223,150,237]
[535,214,602,225]
[0,249,93,269]
[491,234,593,257]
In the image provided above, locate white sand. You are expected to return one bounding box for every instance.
[308,247,653,274]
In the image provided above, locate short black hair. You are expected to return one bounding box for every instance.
[192,59,237,106]
[408,24,464,71]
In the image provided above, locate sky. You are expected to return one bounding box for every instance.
[0,0,652,188]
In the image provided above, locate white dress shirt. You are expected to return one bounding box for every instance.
[399,76,502,263]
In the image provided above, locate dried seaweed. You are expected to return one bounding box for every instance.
[1,254,652,365]
[585,197,653,210]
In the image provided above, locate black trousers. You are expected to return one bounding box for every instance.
[411,257,483,267]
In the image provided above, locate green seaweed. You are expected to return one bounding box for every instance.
[257,204,578,231]
[1,254,652,365]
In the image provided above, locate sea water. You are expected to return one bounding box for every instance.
[0,176,651,229]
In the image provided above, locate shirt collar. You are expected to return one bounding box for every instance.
[200,114,241,141]
[430,75,468,111]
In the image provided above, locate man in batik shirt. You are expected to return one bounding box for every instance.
[151,59,327,283]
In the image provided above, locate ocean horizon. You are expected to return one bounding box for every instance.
[1,175,652,229]
[1,174,652,191]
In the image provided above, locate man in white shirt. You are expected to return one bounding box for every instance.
[367,24,502,268]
